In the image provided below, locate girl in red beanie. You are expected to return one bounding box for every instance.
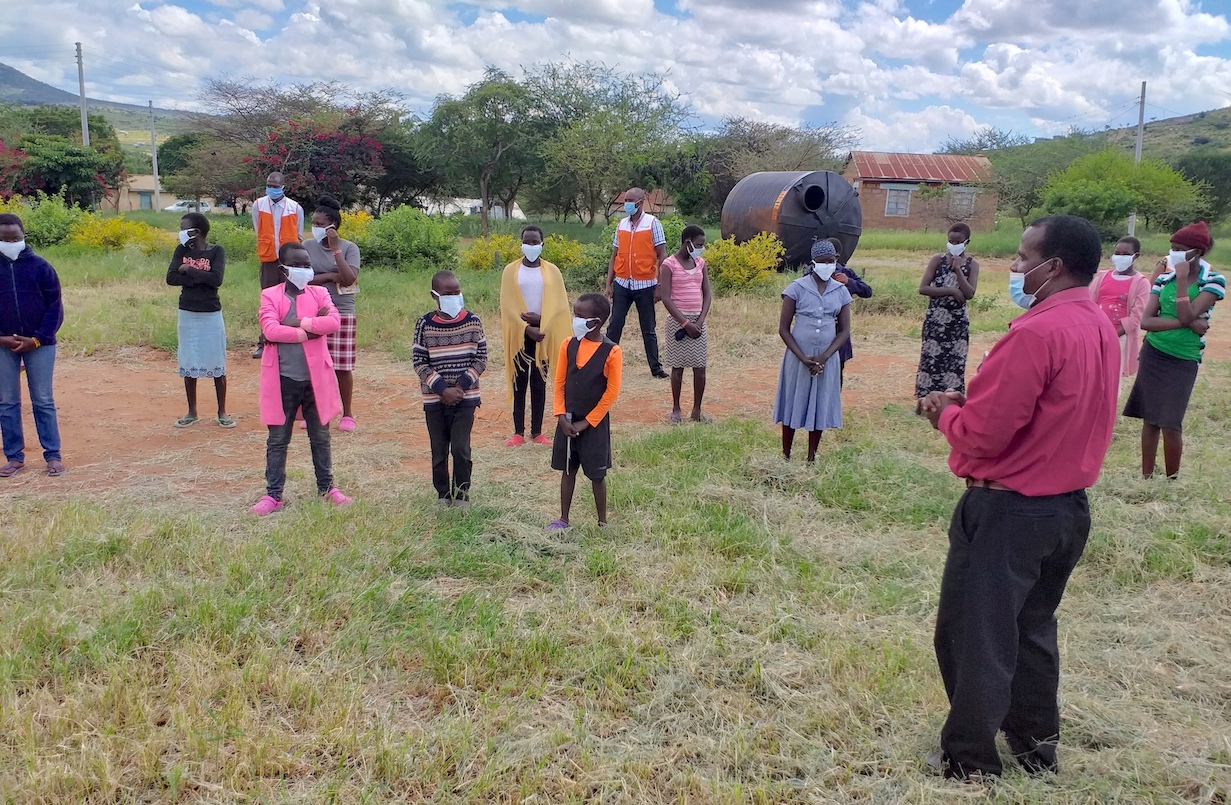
[1123,221,1223,478]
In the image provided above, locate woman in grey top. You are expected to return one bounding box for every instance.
[304,195,361,431]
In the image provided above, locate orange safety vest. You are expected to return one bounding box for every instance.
[614,214,660,282]
[255,196,302,263]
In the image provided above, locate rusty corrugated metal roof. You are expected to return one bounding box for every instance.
[846,151,993,183]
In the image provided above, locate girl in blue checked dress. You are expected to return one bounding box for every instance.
[773,240,851,462]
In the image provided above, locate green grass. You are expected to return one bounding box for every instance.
[3,245,1230,802]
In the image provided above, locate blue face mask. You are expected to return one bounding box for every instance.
[1008,272,1032,309]
[266,186,284,200]
[624,201,638,215]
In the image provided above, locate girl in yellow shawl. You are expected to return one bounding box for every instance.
[500,225,571,445]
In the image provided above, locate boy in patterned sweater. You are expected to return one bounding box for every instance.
[412,271,488,507]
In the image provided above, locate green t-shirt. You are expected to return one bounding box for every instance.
[1145,262,1225,363]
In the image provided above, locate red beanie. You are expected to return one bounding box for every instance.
[1171,221,1212,252]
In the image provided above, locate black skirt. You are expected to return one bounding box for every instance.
[1122,340,1199,431]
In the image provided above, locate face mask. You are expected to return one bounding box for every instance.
[312,226,329,242]
[1111,254,1135,273]
[522,243,543,262]
[0,240,24,261]
[284,266,314,290]
[1008,272,1032,309]
[812,262,836,281]
[178,230,194,246]
[572,316,599,340]
[434,292,464,318]
[687,241,704,260]
[267,186,284,200]
[1168,249,1190,268]
[624,201,638,215]
[1012,258,1055,308]
[947,242,966,256]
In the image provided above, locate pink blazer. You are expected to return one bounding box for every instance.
[1090,270,1151,377]
[258,284,342,426]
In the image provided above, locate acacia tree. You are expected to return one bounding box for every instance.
[939,127,1030,155]
[418,69,541,234]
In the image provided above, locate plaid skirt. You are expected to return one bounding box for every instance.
[327,313,357,371]
[662,313,708,368]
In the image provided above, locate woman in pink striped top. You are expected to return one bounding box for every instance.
[659,225,713,423]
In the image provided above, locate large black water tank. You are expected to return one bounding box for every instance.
[720,171,862,268]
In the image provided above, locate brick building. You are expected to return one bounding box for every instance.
[842,152,997,232]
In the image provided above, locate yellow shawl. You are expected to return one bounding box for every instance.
[499,258,571,406]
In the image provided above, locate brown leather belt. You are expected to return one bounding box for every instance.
[965,478,1012,491]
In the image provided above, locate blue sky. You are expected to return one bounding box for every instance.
[2,0,1229,151]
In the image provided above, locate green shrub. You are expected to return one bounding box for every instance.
[358,206,459,272]
[66,216,174,256]
[460,233,521,272]
[706,232,784,294]
[208,219,257,259]
[0,192,88,248]
[542,234,586,273]
[564,242,612,293]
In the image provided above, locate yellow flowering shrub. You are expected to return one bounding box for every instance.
[542,233,585,272]
[340,209,372,243]
[705,232,785,294]
[460,233,521,272]
[67,216,175,256]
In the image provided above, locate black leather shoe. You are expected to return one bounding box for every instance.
[251,344,264,359]
[651,369,669,379]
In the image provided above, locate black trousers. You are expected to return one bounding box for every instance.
[256,262,283,348]
[425,405,475,501]
[265,376,332,499]
[607,283,662,374]
[935,487,1090,778]
[512,333,546,437]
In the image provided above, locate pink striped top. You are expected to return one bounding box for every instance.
[663,255,705,314]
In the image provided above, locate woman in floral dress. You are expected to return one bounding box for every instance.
[915,223,980,408]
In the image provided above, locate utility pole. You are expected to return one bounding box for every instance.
[149,101,161,210]
[75,42,90,147]
[1127,81,1146,236]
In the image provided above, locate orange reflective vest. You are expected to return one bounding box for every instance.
[254,196,302,263]
[614,214,660,282]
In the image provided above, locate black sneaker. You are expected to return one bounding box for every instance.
[652,369,669,379]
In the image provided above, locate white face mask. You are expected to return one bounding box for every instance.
[312,226,329,242]
[1111,254,1135,273]
[947,242,967,256]
[0,240,24,261]
[178,229,194,246]
[522,243,543,262]
[434,292,464,318]
[1168,249,1191,268]
[284,266,314,290]
[572,316,598,340]
[687,241,705,260]
[812,261,836,281]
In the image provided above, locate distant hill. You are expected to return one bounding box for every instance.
[1024,105,1231,162]
[0,62,194,138]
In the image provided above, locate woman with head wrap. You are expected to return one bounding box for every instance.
[772,239,852,462]
[1123,221,1224,478]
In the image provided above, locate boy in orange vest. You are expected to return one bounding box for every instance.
[251,172,304,358]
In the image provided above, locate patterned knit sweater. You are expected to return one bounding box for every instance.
[412,310,488,409]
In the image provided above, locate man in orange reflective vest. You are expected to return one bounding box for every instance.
[250,172,304,358]
[604,187,668,378]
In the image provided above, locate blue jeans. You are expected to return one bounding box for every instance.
[0,345,62,463]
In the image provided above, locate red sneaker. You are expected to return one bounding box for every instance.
[505,434,527,447]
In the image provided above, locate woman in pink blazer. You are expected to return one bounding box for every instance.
[1090,236,1152,382]
[250,242,352,515]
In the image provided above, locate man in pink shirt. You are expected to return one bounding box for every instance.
[920,215,1119,780]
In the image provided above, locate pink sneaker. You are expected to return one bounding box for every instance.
[323,488,353,507]
[531,434,552,446]
[298,420,308,430]
[249,495,284,516]
[505,434,526,447]
[338,416,357,432]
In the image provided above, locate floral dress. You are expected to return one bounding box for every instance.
[915,255,972,398]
